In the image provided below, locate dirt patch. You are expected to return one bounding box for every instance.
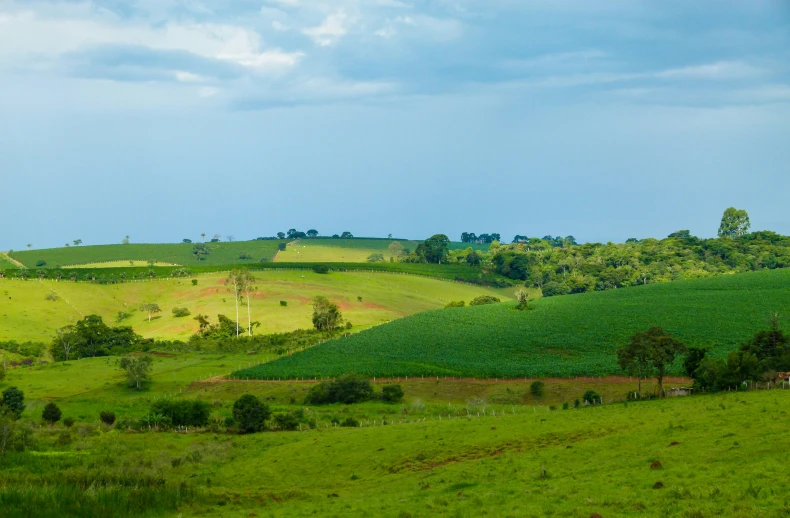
[650,461,662,469]
[363,301,387,310]
[652,481,664,489]
[668,441,680,447]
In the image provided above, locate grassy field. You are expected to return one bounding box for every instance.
[1,353,788,517]
[237,269,790,380]
[0,253,20,269]
[8,241,285,268]
[275,238,419,263]
[67,261,179,268]
[0,271,516,342]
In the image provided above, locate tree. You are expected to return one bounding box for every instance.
[55,325,76,362]
[227,235,235,242]
[239,270,257,337]
[381,384,404,403]
[668,230,692,239]
[307,229,319,237]
[119,355,153,390]
[139,302,161,322]
[182,238,192,243]
[739,313,789,371]
[26,244,31,250]
[73,239,82,246]
[420,234,450,264]
[277,232,286,239]
[312,296,343,331]
[1,387,25,418]
[718,207,751,238]
[201,233,206,242]
[530,381,545,397]
[366,253,385,262]
[469,295,500,306]
[42,402,62,426]
[683,347,708,378]
[232,394,270,433]
[225,270,243,337]
[100,411,116,426]
[122,236,130,245]
[388,241,404,259]
[192,243,209,260]
[465,250,480,265]
[617,333,655,394]
[340,231,354,239]
[623,327,686,398]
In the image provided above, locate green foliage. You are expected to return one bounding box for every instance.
[312,264,330,274]
[530,381,545,397]
[366,253,385,262]
[119,355,153,390]
[99,411,116,426]
[542,281,571,297]
[469,295,500,306]
[444,300,465,308]
[50,315,140,360]
[620,327,686,397]
[340,416,359,427]
[683,347,708,378]
[312,296,343,331]
[42,402,62,425]
[280,300,288,307]
[278,243,287,251]
[236,270,790,379]
[304,375,374,405]
[582,390,600,404]
[1,387,25,418]
[718,207,751,238]
[150,400,211,428]
[171,307,191,318]
[381,384,404,403]
[191,279,198,286]
[273,412,300,431]
[232,394,271,433]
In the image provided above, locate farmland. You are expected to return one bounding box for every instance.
[275,238,419,262]
[8,241,285,268]
[0,270,515,342]
[0,253,19,270]
[237,268,790,380]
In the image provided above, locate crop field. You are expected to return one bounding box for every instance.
[67,260,179,268]
[237,269,790,380]
[2,352,788,518]
[0,270,514,342]
[275,238,420,263]
[8,240,286,268]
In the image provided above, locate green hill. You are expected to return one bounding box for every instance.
[237,269,790,379]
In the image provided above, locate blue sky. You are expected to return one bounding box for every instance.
[1,0,789,249]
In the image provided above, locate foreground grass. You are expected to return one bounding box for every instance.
[0,270,513,341]
[240,269,790,379]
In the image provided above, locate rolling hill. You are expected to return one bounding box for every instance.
[237,269,790,379]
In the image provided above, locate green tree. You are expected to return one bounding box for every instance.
[0,387,25,418]
[617,334,655,394]
[232,394,270,433]
[718,207,751,238]
[366,253,385,262]
[53,325,76,362]
[139,302,161,322]
[122,235,130,245]
[240,270,257,337]
[420,234,450,264]
[119,355,153,390]
[530,381,545,397]
[306,229,319,237]
[388,241,404,259]
[0,366,5,383]
[312,296,343,331]
[381,384,404,403]
[225,270,244,337]
[42,402,62,426]
[192,243,209,260]
[683,347,708,378]
[625,327,686,398]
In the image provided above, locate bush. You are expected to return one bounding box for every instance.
[305,375,374,405]
[469,295,501,306]
[63,417,76,428]
[238,252,253,260]
[278,243,287,251]
[36,260,46,267]
[0,367,5,383]
[100,411,116,426]
[562,402,569,410]
[530,381,545,397]
[232,394,271,433]
[191,279,198,286]
[313,264,330,274]
[273,412,300,431]
[42,402,62,425]
[151,400,211,428]
[542,281,571,298]
[340,417,359,427]
[1,386,25,418]
[445,301,465,308]
[574,399,580,408]
[172,307,191,318]
[381,384,404,403]
[366,253,385,262]
[280,300,288,307]
[582,390,601,405]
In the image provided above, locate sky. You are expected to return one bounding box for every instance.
[1,0,789,250]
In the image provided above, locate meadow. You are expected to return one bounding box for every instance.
[275,238,491,263]
[0,253,19,269]
[8,240,285,268]
[237,269,790,380]
[0,270,515,342]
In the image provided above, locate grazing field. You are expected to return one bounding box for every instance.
[238,269,790,380]
[9,241,286,268]
[1,353,788,518]
[0,271,515,342]
[0,253,20,269]
[275,238,420,263]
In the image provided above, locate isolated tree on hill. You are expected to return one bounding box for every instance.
[226,270,243,337]
[73,239,82,246]
[340,231,354,239]
[0,366,5,383]
[227,235,234,242]
[42,402,62,426]
[718,207,750,238]
[307,229,319,237]
[312,296,343,331]
[388,241,404,259]
[140,302,161,322]
[621,327,686,398]
[119,355,153,390]
[55,325,76,362]
[1,387,25,418]
[240,270,257,336]
[192,243,209,260]
[420,234,450,264]
[277,232,286,239]
[201,233,206,242]
[26,244,31,250]
[122,236,130,245]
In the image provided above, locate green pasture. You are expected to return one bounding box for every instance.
[239,269,790,380]
[0,253,19,269]
[0,271,515,342]
[9,241,286,268]
[275,238,490,262]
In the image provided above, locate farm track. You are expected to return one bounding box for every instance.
[1,252,26,269]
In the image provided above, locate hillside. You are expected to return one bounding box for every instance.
[8,240,285,268]
[0,270,515,342]
[275,238,419,262]
[238,269,790,379]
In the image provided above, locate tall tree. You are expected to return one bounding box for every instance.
[420,234,450,264]
[119,355,153,390]
[388,241,404,259]
[240,270,257,336]
[312,296,343,331]
[622,327,686,398]
[307,229,319,237]
[718,207,751,238]
[55,325,76,362]
[200,233,206,242]
[139,303,161,322]
[226,270,243,337]
[617,333,655,394]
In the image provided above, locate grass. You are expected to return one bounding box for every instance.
[0,270,516,342]
[68,261,179,268]
[9,241,285,268]
[0,253,19,270]
[237,268,790,379]
[276,239,419,263]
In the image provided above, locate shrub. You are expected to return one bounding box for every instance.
[42,402,62,425]
[172,307,191,318]
[340,417,359,427]
[381,384,404,403]
[1,386,25,418]
[238,252,253,260]
[116,311,132,322]
[232,394,271,433]
[313,264,330,274]
[542,281,571,297]
[191,279,198,286]
[278,243,287,251]
[530,381,545,397]
[574,399,580,408]
[280,300,288,307]
[273,412,300,431]
[151,400,211,428]
[45,292,58,301]
[63,417,76,428]
[445,301,465,308]
[305,375,374,405]
[562,402,569,410]
[366,253,385,262]
[35,260,46,267]
[582,390,601,405]
[469,295,501,306]
[100,411,116,426]
[345,321,353,330]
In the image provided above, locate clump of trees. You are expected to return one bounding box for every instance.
[232,394,271,433]
[50,316,140,361]
[617,326,686,398]
[304,375,403,405]
[469,295,500,306]
[151,400,211,428]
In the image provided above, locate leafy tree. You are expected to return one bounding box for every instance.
[340,231,354,239]
[624,327,686,398]
[239,270,257,336]
[73,239,82,246]
[582,390,600,404]
[419,234,450,264]
[225,270,243,337]
[444,300,465,308]
[306,229,319,237]
[738,313,790,371]
[192,243,209,260]
[366,253,385,262]
[277,232,286,239]
[232,394,270,433]
[388,241,404,259]
[100,411,116,426]
[139,302,161,322]
[277,243,287,251]
[304,375,374,404]
[172,307,191,318]
[119,355,153,390]
[182,238,192,243]
[51,315,139,360]
[54,325,76,362]
[313,264,329,274]
[683,347,708,378]
[122,236,130,245]
[1,387,25,418]
[42,402,62,425]
[465,250,481,265]
[542,281,571,297]
[381,384,404,402]
[617,333,655,394]
[469,295,500,306]
[200,233,206,242]
[273,412,300,431]
[312,296,343,331]
[151,400,211,427]
[718,207,750,238]
[668,230,692,239]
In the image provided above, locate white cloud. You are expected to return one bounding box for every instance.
[174,70,203,82]
[654,61,762,80]
[303,11,351,46]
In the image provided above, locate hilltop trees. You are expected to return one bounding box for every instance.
[416,234,450,264]
[73,239,82,246]
[718,207,751,238]
[618,327,686,397]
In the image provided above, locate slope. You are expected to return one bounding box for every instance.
[238,269,790,379]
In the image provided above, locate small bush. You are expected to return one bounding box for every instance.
[191,279,198,286]
[562,402,569,410]
[232,394,271,433]
[381,384,404,403]
[305,375,374,405]
[280,300,288,307]
[100,411,116,426]
[45,292,58,301]
[36,260,46,267]
[116,311,132,322]
[63,417,76,427]
[273,412,300,431]
[582,390,601,405]
[469,296,501,306]
[340,417,359,427]
[313,264,330,274]
[445,301,465,308]
[172,307,191,318]
[530,381,545,397]
[278,243,287,251]
[345,321,353,329]
[42,402,62,425]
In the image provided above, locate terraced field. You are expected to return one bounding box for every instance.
[237,269,790,379]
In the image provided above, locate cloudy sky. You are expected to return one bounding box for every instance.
[1,0,789,249]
